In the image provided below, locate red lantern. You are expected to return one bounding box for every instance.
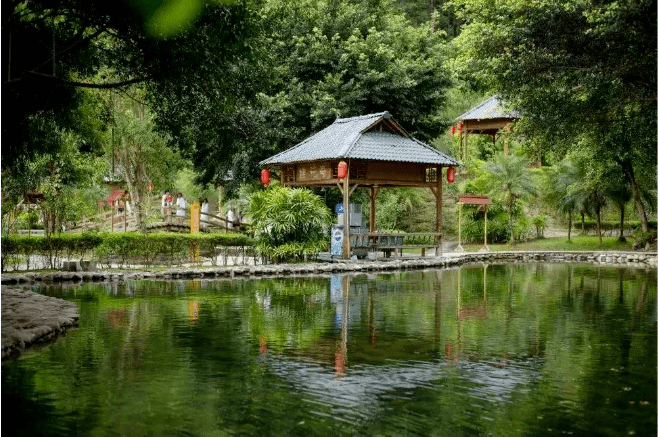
[457,122,463,132]
[450,125,456,136]
[447,167,455,183]
[337,161,348,179]
[260,168,271,187]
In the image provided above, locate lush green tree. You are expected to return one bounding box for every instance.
[182,0,453,186]
[2,130,106,236]
[3,0,251,173]
[483,154,537,244]
[451,0,656,231]
[106,89,185,228]
[601,165,632,242]
[543,160,584,242]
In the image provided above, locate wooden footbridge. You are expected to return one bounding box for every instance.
[73,207,244,233]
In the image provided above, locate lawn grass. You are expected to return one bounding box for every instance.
[460,235,637,252]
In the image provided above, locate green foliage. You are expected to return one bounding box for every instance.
[248,186,331,262]
[461,211,509,244]
[1,232,103,270]
[633,229,657,250]
[531,214,548,238]
[184,0,453,184]
[367,188,435,233]
[451,0,656,230]
[16,212,41,230]
[1,232,253,271]
[4,0,251,174]
[482,154,537,244]
[2,128,107,235]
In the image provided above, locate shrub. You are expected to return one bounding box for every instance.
[249,186,331,262]
[531,214,548,238]
[633,229,657,251]
[1,232,254,271]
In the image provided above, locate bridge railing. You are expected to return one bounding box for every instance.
[73,206,248,233]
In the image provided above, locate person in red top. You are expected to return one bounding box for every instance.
[161,190,173,221]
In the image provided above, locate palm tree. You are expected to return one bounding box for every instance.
[484,154,538,244]
[567,157,607,247]
[543,160,585,242]
[602,167,632,242]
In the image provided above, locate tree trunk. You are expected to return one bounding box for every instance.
[620,159,648,232]
[508,197,515,244]
[581,212,585,234]
[596,204,602,247]
[567,210,572,242]
[618,202,626,242]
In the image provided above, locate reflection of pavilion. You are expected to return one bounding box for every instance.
[266,269,538,422]
[266,349,539,424]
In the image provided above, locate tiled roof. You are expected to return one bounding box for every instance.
[457,95,519,121]
[260,112,460,166]
[349,131,458,165]
[98,189,127,206]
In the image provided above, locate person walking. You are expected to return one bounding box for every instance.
[162,190,173,221]
[176,192,186,224]
[201,199,210,228]
[235,210,242,231]
[226,208,235,230]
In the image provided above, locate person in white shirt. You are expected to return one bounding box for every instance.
[226,208,235,229]
[235,210,242,230]
[176,192,186,224]
[201,199,209,228]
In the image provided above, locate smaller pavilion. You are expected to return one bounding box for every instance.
[260,112,461,258]
[456,95,519,160]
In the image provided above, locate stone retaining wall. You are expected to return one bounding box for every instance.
[1,250,654,360]
[2,251,655,286]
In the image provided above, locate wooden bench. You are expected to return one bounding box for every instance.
[350,232,442,258]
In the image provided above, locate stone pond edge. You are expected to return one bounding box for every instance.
[2,250,655,360]
[2,251,656,286]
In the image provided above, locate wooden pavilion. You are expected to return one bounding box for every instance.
[456,95,519,160]
[260,112,461,258]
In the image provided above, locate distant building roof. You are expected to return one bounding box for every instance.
[457,95,519,121]
[260,112,460,166]
[98,189,127,207]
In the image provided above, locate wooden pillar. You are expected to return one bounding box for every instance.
[483,205,490,251]
[342,171,351,259]
[456,202,464,252]
[436,168,443,233]
[280,166,285,186]
[369,186,379,233]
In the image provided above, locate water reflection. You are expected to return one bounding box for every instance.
[3,264,656,436]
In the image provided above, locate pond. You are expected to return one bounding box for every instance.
[2,264,656,436]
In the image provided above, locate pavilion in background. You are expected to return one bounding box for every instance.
[260,112,461,258]
[456,95,519,160]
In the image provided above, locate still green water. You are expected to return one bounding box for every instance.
[2,264,656,436]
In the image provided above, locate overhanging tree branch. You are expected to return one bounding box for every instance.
[23,71,151,88]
